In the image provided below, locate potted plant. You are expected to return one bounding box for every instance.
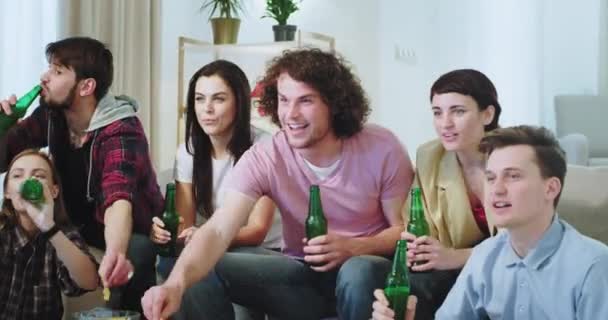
[200,0,244,44]
[262,0,300,41]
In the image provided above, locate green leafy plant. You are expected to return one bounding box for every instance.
[262,0,300,26]
[200,0,244,20]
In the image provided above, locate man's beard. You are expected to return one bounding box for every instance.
[40,85,76,110]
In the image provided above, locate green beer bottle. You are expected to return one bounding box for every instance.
[158,183,180,257]
[385,239,410,320]
[20,177,45,205]
[0,85,42,137]
[407,187,429,237]
[305,185,327,240]
[407,187,429,267]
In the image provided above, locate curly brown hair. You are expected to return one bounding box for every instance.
[259,48,370,138]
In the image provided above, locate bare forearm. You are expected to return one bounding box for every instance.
[104,200,133,254]
[230,196,274,248]
[351,225,403,256]
[166,223,232,290]
[176,182,195,228]
[231,226,266,247]
[165,192,255,291]
[50,232,99,290]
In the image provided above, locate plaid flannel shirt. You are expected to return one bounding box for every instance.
[3,105,163,238]
[0,224,97,319]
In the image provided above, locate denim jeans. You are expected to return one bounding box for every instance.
[104,233,157,314]
[158,248,267,320]
[174,247,391,320]
[156,255,176,281]
[409,268,461,320]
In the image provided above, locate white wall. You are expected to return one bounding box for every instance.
[0,0,58,94]
[376,0,438,158]
[599,0,608,96]
[541,0,601,130]
[0,0,58,205]
[376,0,602,159]
[153,1,604,168]
[377,0,545,158]
[153,0,379,171]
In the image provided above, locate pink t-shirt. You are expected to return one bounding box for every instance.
[226,124,414,257]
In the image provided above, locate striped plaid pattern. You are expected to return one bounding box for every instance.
[0,224,97,319]
[5,105,163,238]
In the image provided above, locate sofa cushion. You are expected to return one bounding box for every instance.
[558,133,589,165]
[588,158,608,167]
[554,95,608,158]
[558,165,608,245]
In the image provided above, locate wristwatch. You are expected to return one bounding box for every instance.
[44,224,61,240]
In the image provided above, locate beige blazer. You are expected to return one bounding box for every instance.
[404,140,494,249]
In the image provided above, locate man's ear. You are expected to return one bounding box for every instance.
[545,176,562,203]
[79,78,97,97]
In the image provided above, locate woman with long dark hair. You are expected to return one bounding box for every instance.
[151,60,282,279]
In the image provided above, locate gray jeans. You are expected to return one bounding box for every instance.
[409,268,461,320]
[174,247,391,320]
[100,234,157,314]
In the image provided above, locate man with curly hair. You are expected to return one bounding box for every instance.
[141,49,415,320]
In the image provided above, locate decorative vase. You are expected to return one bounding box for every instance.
[211,18,240,44]
[272,24,297,42]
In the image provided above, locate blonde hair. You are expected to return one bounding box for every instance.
[0,149,70,230]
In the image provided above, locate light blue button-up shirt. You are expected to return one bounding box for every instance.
[436,215,608,319]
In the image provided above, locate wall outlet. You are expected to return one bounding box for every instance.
[394,45,417,65]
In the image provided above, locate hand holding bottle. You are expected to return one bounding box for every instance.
[151,216,186,244]
[302,233,355,272]
[1,85,41,137]
[372,289,417,320]
[156,183,181,257]
[407,236,460,271]
[13,178,55,232]
[0,94,17,115]
[151,216,172,244]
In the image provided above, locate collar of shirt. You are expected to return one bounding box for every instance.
[502,214,564,269]
[11,225,45,254]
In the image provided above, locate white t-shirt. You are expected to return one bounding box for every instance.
[302,158,342,181]
[174,126,283,249]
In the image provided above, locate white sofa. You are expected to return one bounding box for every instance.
[557,165,608,245]
[555,95,608,166]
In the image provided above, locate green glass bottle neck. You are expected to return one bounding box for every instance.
[15,85,42,112]
[164,189,176,213]
[410,189,425,220]
[391,240,408,273]
[308,186,323,217]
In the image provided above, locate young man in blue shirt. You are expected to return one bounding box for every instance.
[436,125,608,319]
[373,125,608,319]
